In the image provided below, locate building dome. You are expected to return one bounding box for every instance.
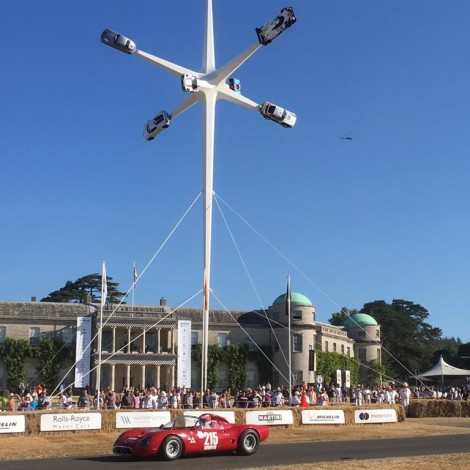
[272,292,313,307]
[344,313,378,327]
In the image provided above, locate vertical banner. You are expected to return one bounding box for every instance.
[177,320,191,388]
[345,370,351,388]
[336,369,342,386]
[75,317,92,387]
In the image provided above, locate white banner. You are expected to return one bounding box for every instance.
[245,410,293,426]
[0,415,25,433]
[354,409,397,424]
[177,320,192,388]
[75,316,92,387]
[344,370,351,388]
[301,409,345,425]
[116,411,171,428]
[183,410,235,423]
[40,413,102,432]
[336,369,342,387]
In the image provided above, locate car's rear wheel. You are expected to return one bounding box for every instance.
[237,429,259,456]
[159,435,183,461]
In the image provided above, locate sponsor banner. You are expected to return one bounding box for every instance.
[336,369,342,387]
[116,411,171,429]
[75,316,92,387]
[344,370,351,388]
[177,320,191,388]
[301,409,345,425]
[0,415,25,434]
[40,413,102,432]
[354,409,397,424]
[245,410,293,426]
[183,410,235,423]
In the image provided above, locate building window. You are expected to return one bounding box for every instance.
[29,327,40,346]
[324,341,329,352]
[102,331,112,352]
[376,330,380,339]
[246,368,255,389]
[377,348,381,362]
[347,347,351,357]
[359,348,366,363]
[0,326,6,346]
[191,332,198,345]
[218,333,227,349]
[61,327,74,347]
[293,333,302,352]
[341,344,345,354]
[333,343,337,352]
[292,309,302,320]
[273,339,279,352]
[292,370,303,385]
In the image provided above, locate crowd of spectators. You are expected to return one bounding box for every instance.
[2,381,470,412]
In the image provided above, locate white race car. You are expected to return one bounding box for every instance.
[143,111,171,141]
[181,73,199,92]
[260,102,296,128]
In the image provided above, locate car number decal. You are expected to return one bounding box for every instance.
[203,431,218,450]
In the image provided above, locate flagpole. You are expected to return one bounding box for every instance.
[96,261,107,410]
[132,262,137,309]
[287,275,292,406]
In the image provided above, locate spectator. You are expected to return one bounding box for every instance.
[158,391,168,409]
[37,391,50,410]
[6,393,17,411]
[399,382,412,415]
[291,390,300,407]
[272,388,284,407]
[120,390,133,409]
[319,388,329,406]
[105,391,117,409]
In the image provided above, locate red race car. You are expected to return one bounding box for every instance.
[113,413,270,461]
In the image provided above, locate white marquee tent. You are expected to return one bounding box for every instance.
[417,355,470,381]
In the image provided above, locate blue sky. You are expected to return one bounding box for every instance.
[2,1,469,342]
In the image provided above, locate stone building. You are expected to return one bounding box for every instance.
[0,292,380,392]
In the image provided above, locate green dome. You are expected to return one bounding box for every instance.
[273,292,313,307]
[344,313,377,327]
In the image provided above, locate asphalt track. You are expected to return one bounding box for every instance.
[3,434,470,470]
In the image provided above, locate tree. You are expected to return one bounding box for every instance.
[361,299,442,380]
[329,307,359,326]
[316,351,360,386]
[34,338,70,390]
[41,273,126,304]
[0,339,31,393]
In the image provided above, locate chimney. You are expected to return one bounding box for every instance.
[160,297,167,306]
[31,296,37,302]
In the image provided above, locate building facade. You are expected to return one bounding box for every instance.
[0,292,381,392]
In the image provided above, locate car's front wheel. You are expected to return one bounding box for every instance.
[159,435,183,461]
[237,429,259,456]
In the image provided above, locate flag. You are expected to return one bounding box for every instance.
[133,263,138,289]
[101,261,108,307]
[286,276,291,316]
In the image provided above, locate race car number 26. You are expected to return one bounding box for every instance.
[203,431,218,450]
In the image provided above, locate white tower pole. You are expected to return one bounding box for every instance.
[200,0,216,394]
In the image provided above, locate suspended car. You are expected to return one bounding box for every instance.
[228,78,242,94]
[100,29,136,54]
[260,101,297,128]
[181,73,199,92]
[256,7,296,46]
[143,111,171,141]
